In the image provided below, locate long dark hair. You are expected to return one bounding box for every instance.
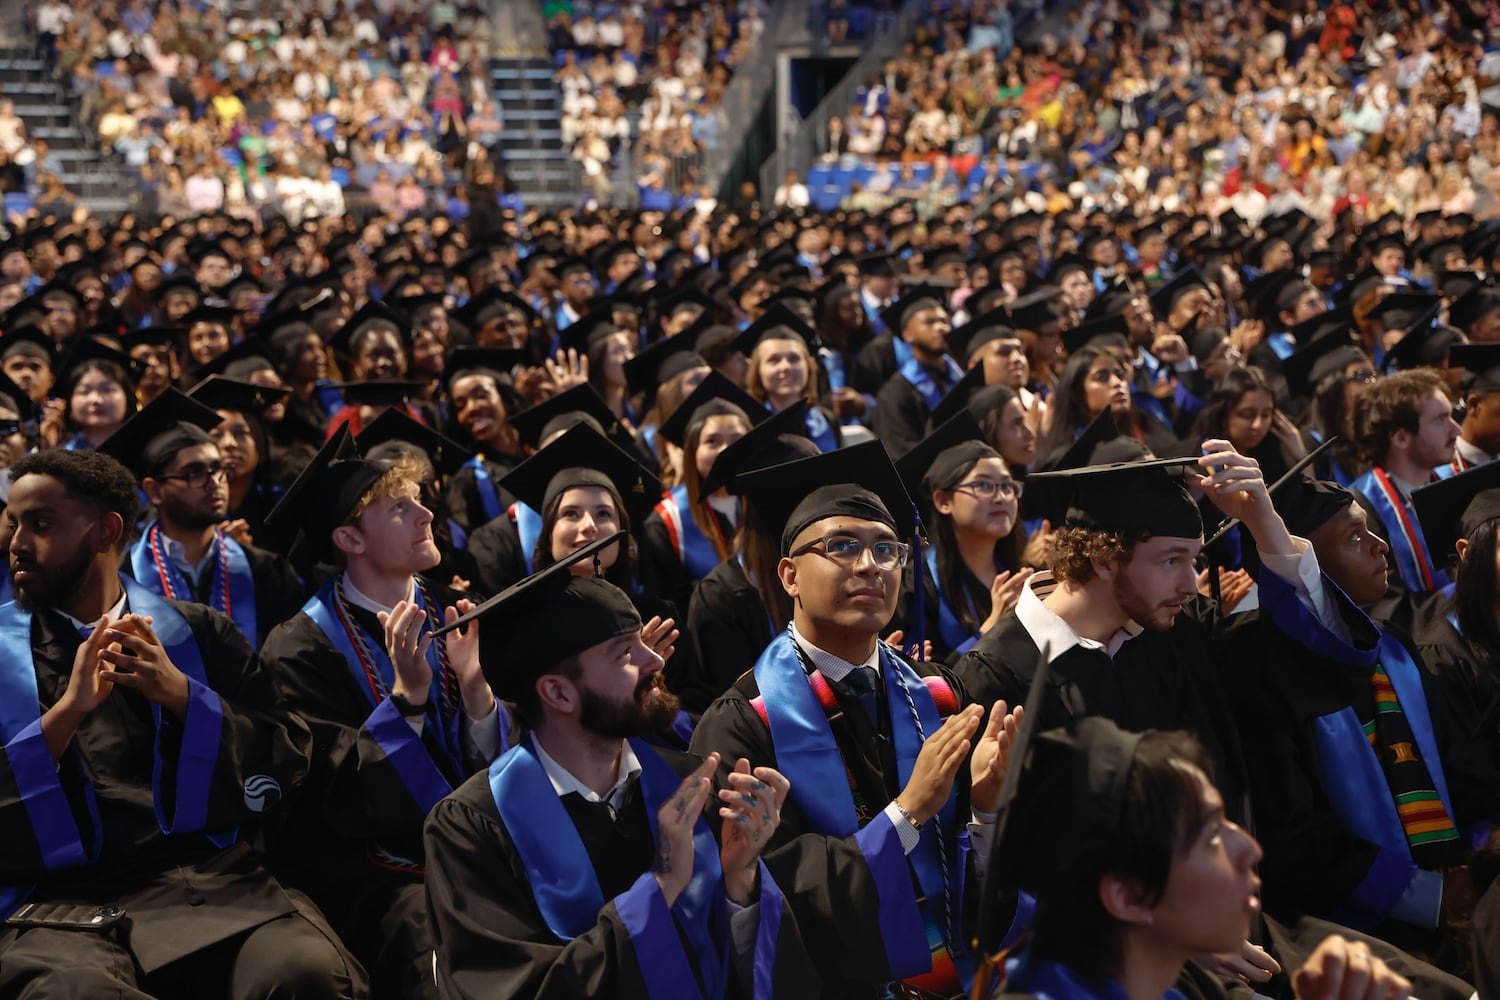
[533,476,641,593]
[927,453,1024,635]
[1309,365,1370,481]
[1036,345,1142,462]
[1456,518,1500,671]
[1191,367,1290,481]
[683,401,751,563]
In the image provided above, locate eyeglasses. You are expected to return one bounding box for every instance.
[0,421,21,437]
[790,534,911,570]
[1346,368,1379,385]
[159,462,229,489]
[954,479,1023,501]
[1087,366,1130,384]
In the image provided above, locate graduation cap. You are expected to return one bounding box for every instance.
[1449,286,1500,333]
[654,284,719,320]
[1281,326,1367,398]
[329,301,410,358]
[947,306,1019,366]
[0,368,36,423]
[858,252,898,278]
[558,308,627,357]
[509,384,621,450]
[698,400,814,497]
[732,439,915,556]
[456,288,540,333]
[441,346,526,391]
[1025,455,1203,538]
[656,370,768,449]
[0,325,57,365]
[151,275,204,307]
[1383,316,1458,374]
[97,387,222,479]
[1004,288,1066,333]
[928,363,988,429]
[356,405,473,478]
[1449,344,1500,394]
[1412,459,1500,567]
[880,283,949,335]
[335,380,426,408]
[264,425,388,563]
[1366,292,1441,332]
[120,325,182,352]
[55,336,143,387]
[1048,408,1143,473]
[1244,269,1307,324]
[1047,253,1091,284]
[894,412,996,512]
[190,335,275,382]
[1436,271,1488,301]
[1365,232,1408,258]
[499,421,660,522]
[729,303,820,358]
[1061,312,1130,355]
[1146,267,1209,321]
[622,333,705,400]
[187,374,292,414]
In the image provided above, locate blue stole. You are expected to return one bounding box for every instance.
[466,455,503,523]
[819,347,848,392]
[656,484,722,581]
[129,522,258,650]
[1131,351,1173,428]
[1307,429,1357,488]
[752,632,969,982]
[924,547,983,656]
[892,336,914,370]
[302,576,466,812]
[802,406,839,452]
[1267,330,1296,360]
[515,501,544,573]
[490,737,774,1000]
[1351,468,1449,592]
[63,432,91,451]
[1004,951,1189,1000]
[0,576,230,917]
[898,351,964,411]
[639,423,659,456]
[1257,570,1456,928]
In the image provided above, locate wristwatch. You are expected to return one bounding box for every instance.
[891,801,924,832]
[389,693,428,718]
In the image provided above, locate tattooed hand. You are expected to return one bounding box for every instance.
[653,752,718,906]
[718,758,791,905]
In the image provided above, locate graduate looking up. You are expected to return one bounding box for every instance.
[258,425,500,1000]
[872,285,965,456]
[424,538,808,1000]
[0,448,365,998]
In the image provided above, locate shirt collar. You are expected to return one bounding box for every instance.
[341,572,415,616]
[529,732,642,812]
[159,527,219,582]
[788,620,881,682]
[1013,571,1142,661]
[60,590,129,637]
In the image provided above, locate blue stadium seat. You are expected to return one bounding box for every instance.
[814,185,843,211]
[807,163,834,187]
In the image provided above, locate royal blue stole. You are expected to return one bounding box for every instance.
[752,632,968,982]
[1004,951,1189,1000]
[1267,330,1296,360]
[803,407,839,452]
[924,547,983,656]
[63,432,91,451]
[656,484,722,581]
[490,737,773,999]
[892,336,914,371]
[1257,569,1456,927]
[819,346,848,392]
[468,455,503,524]
[0,576,230,917]
[129,522,258,649]
[514,501,544,573]
[1351,468,1449,592]
[898,351,965,412]
[302,575,466,812]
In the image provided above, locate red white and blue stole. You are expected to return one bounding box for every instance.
[130,521,258,650]
[1351,468,1448,592]
[656,484,723,581]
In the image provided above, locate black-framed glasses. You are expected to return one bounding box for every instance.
[0,421,21,437]
[159,462,228,489]
[1346,368,1379,385]
[954,479,1023,501]
[790,534,911,570]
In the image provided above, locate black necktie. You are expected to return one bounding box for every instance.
[843,665,882,730]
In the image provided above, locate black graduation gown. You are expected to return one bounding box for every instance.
[871,371,940,459]
[424,744,816,1000]
[1415,608,1500,796]
[227,482,284,547]
[442,457,519,537]
[259,578,487,997]
[158,540,307,650]
[637,505,733,614]
[462,514,529,596]
[683,558,775,715]
[0,599,315,976]
[689,650,976,999]
[850,335,898,398]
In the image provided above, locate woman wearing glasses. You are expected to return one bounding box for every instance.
[893,420,1035,663]
[1035,344,1179,470]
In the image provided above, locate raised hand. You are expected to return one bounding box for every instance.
[895,704,983,825]
[882,630,934,663]
[641,615,679,664]
[718,758,791,905]
[546,348,589,393]
[981,568,1034,634]
[1192,440,1292,552]
[970,701,1022,814]
[442,599,494,719]
[1270,411,1307,462]
[220,518,253,547]
[654,753,719,906]
[377,600,434,705]
[1022,518,1053,568]
[97,614,191,719]
[1196,940,1281,986]
[60,614,118,718]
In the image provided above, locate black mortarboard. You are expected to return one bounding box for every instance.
[733,440,914,555]
[858,252,897,278]
[1281,328,1367,398]
[929,364,989,428]
[698,401,814,497]
[1366,232,1408,258]
[509,384,621,450]
[457,288,540,332]
[1004,289,1065,333]
[1061,312,1130,355]
[120,326,181,352]
[191,335,274,382]
[97,387,222,479]
[441,346,526,391]
[55,336,143,387]
[1383,312,1457,373]
[730,304,819,358]
[621,333,704,400]
[947,306,1018,366]
[329,301,410,358]
[1335,265,1387,307]
[880,284,949,335]
[1366,292,1441,331]
[1449,286,1500,332]
[1147,267,1209,321]
[0,325,57,364]
[1026,456,1203,538]
[1271,476,1358,538]
[559,309,627,357]
[1245,269,1308,324]
[1413,460,1500,565]
[188,374,291,413]
[894,412,997,512]
[1450,344,1500,394]
[1436,271,1487,300]
[656,370,767,449]
[335,380,426,408]
[356,405,472,478]
[264,425,387,563]
[499,421,659,519]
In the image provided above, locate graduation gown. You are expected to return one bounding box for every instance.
[1414,596,1500,796]
[0,580,315,976]
[850,334,900,398]
[638,487,734,613]
[443,455,519,539]
[227,481,284,546]
[690,635,978,999]
[684,557,776,716]
[1351,468,1449,596]
[462,514,530,596]
[126,521,306,650]
[424,741,816,1000]
[870,360,963,459]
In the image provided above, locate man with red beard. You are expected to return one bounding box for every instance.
[257,426,503,1000]
[424,541,814,999]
